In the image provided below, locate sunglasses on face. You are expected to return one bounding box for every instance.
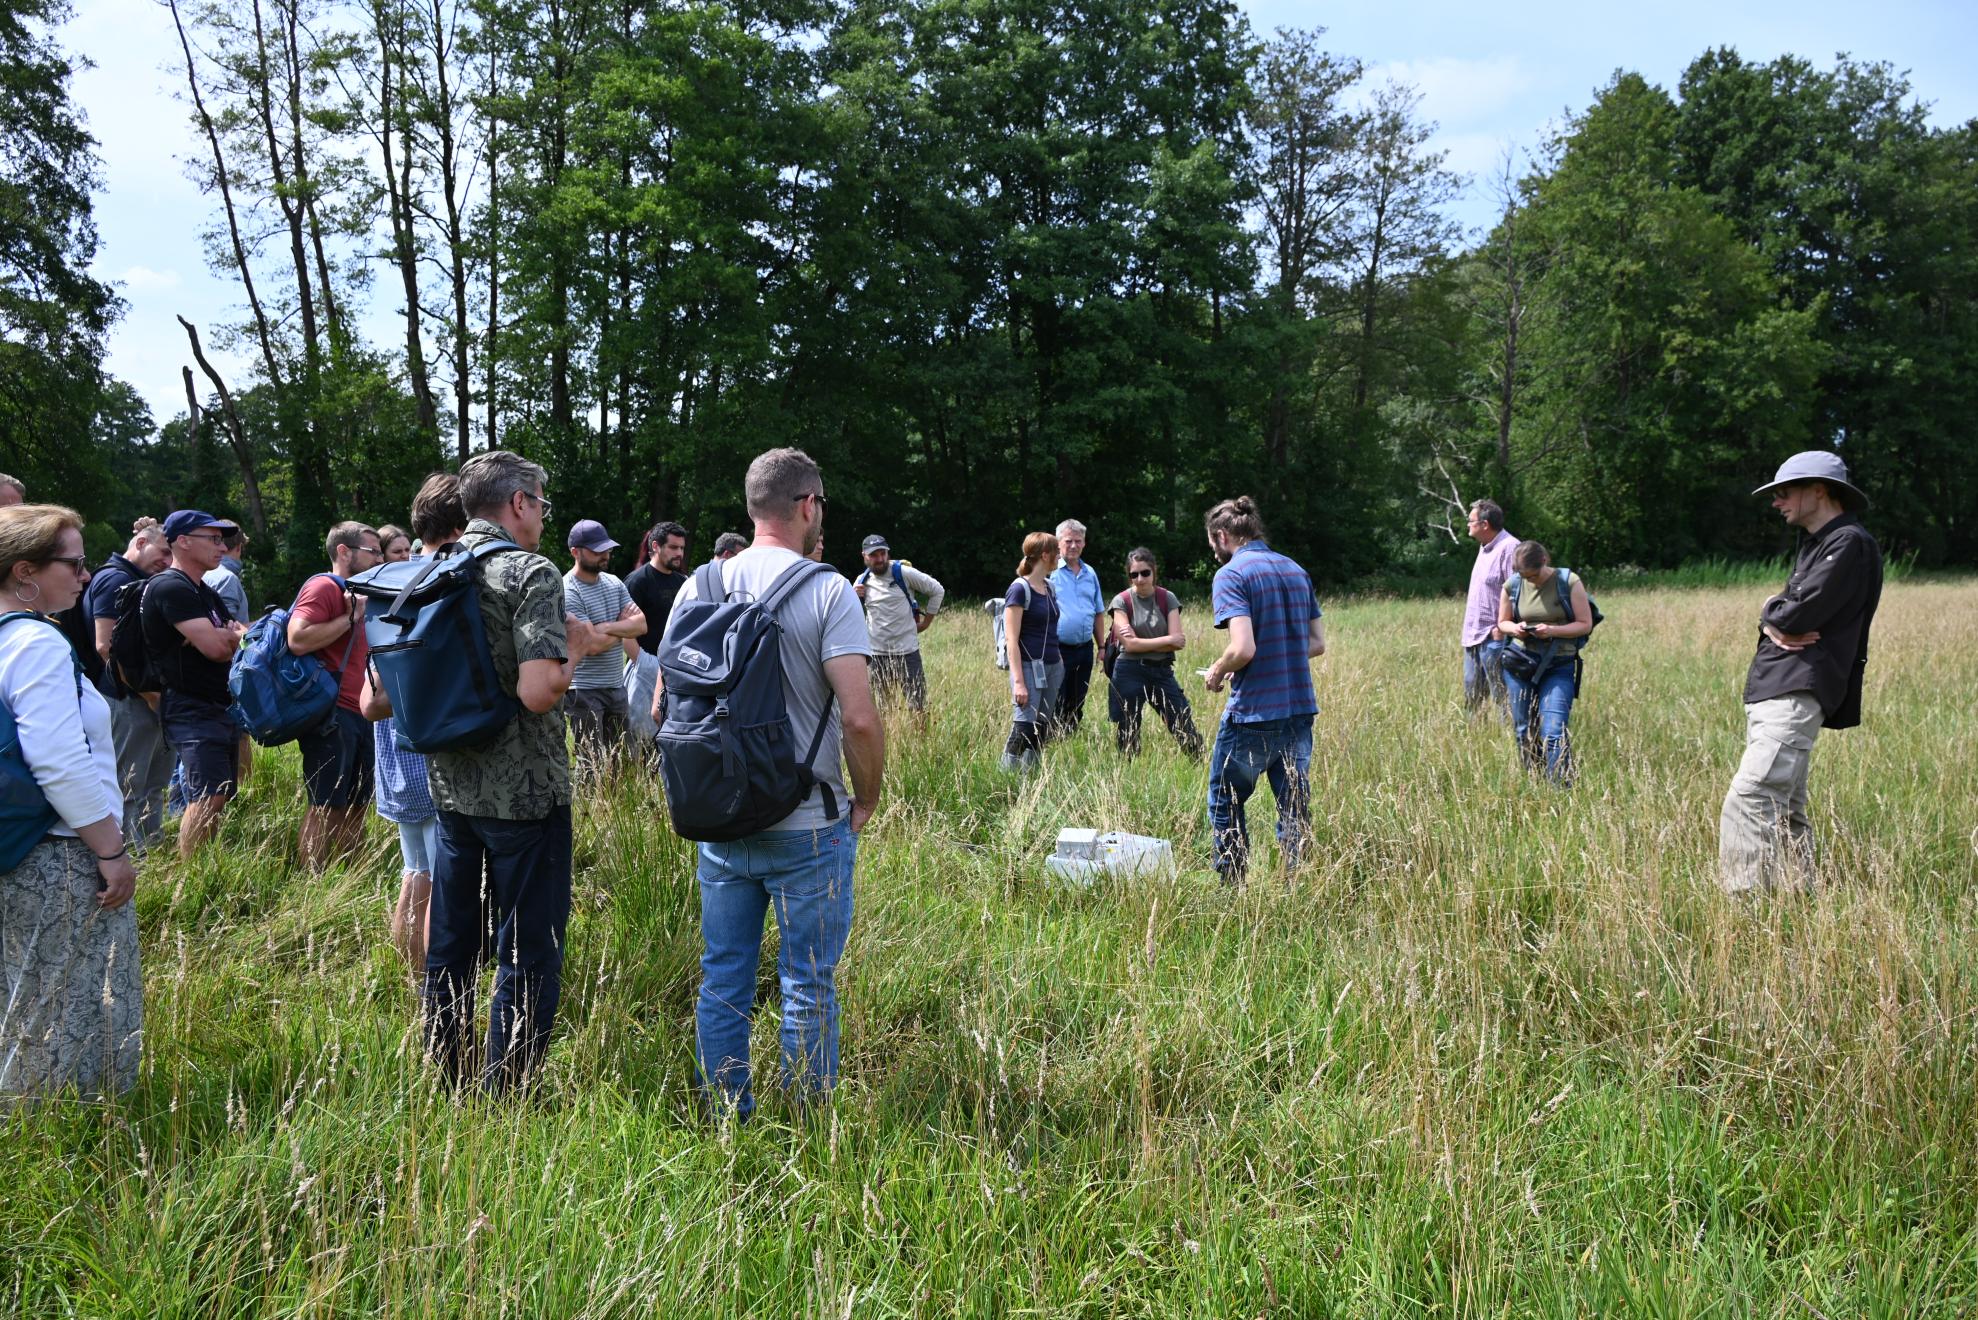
[1129,569,1153,580]
[43,555,89,572]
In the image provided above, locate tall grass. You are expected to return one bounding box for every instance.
[4,577,1976,1316]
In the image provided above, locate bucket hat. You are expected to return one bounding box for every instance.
[1752,451,1868,511]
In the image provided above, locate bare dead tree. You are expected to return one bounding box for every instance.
[177,317,269,535]
[166,0,285,393]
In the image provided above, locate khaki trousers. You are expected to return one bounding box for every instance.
[1718,692,1823,895]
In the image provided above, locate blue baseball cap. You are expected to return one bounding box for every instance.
[162,509,238,542]
[567,519,620,553]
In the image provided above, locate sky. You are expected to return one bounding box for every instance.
[61,0,1978,429]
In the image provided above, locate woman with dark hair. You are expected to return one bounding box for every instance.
[376,525,412,563]
[1496,540,1593,783]
[1000,531,1062,771]
[0,504,141,1096]
[1107,548,1203,758]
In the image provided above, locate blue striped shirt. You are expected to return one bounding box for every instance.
[1211,541,1321,722]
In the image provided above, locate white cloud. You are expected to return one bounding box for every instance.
[1359,56,1532,130]
[118,264,181,291]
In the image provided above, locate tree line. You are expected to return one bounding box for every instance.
[6,0,1975,602]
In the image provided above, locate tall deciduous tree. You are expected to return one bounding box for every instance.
[0,0,121,503]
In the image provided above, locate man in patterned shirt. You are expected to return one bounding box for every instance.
[1200,495,1327,889]
[366,450,605,1094]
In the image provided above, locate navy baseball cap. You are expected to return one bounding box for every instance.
[162,510,238,542]
[567,519,620,552]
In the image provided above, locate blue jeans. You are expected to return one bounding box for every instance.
[696,818,856,1119]
[1463,639,1509,713]
[1503,660,1576,782]
[423,805,574,1094]
[1206,715,1314,883]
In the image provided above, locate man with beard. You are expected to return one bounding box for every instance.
[625,520,688,747]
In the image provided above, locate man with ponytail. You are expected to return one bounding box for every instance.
[1200,496,1326,888]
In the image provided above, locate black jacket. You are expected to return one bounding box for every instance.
[1742,513,1882,729]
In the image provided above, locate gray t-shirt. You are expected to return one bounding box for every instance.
[562,569,632,690]
[668,546,871,832]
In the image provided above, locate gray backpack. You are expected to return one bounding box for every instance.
[987,578,1032,670]
[655,557,840,841]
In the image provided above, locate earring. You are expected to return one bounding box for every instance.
[13,579,40,605]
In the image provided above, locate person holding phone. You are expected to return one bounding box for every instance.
[1496,541,1592,784]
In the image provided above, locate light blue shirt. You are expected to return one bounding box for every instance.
[1048,560,1105,647]
[204,557,249,622]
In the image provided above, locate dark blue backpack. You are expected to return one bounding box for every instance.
[228,575,351,747]
[656,557,841,842]
[0,612,82,870]
[349,541,527,753]
[856,559,924,618]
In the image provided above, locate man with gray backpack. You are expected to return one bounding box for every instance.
[654,447,884,1121]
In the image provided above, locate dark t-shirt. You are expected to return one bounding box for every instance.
[141,568,236,707]
[80,554,146,697]
[624,563,688,655]
[1003,579,1061,664]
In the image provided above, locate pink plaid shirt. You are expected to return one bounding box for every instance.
[1462,530,1520,647]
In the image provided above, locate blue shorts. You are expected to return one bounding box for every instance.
[161,696,241,804]
[398,816,439,876]
[299,707,377,809]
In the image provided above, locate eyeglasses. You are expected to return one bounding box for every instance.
[354,544,384,560]
[523,491,554,517]
[795,492,828,511]
[1128,569,1153,580]
[42,555,89,572]
[179,531,228,545]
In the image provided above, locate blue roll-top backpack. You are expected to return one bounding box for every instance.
[348,541,526,753]
[228,574,350,746]
[655,557,841,842]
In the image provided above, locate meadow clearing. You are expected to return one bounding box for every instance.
[4,574,1977,1317]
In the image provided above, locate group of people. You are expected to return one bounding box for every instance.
[1459,449,1883,896]
[0,446,1884,1111]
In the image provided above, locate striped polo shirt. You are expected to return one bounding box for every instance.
[1211,540,1322,722]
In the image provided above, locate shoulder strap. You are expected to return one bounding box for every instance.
[1553,568,1575,624]
[1509,575,1524,621]
[1011,578,1032,608]
[758,558,835,617]
[1159,588,1177,617]
[694,558,727,606]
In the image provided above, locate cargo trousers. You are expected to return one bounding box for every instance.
[1718,692,1823,895]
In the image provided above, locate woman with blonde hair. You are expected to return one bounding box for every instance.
[0,504,141,1096]
[1000,531,1063,771]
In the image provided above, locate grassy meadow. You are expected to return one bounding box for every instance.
[5,574,1978,1317]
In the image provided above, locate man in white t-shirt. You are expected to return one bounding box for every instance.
[561,519,645,773]
[662,447,885,1121]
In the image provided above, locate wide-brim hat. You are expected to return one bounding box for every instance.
[1752,450,1868,511]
